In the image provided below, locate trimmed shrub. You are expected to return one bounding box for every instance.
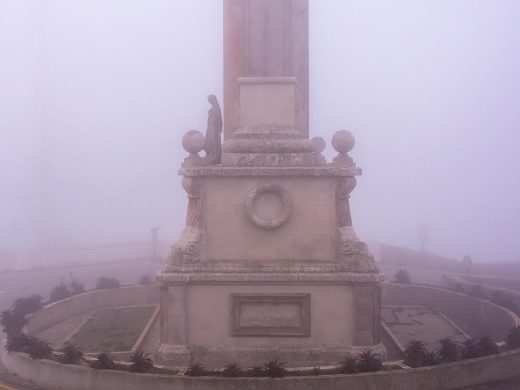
[461,338,480,359]
[437,337,459,363]
[70,280,85,295]
[339,355,358,374]
[394,269,411,285]
[477,336,498,356]
[12,295,43,317]
[222,363,243,377]
[139,275,152,285]
[96,277,121,290]
[247,365,266,377]
[506,326,520,350]
[185,363,207,377]
[5,333,30,353]
[50,283,71,303]
[1,309,26,336]
[404,339,429,368]
[25,337,52,360]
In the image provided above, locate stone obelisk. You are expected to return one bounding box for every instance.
[157,0,384,368]
[224,0,309,139]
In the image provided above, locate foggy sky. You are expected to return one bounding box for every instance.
[1,0,519,264]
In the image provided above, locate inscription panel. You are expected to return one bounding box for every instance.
[231,294,310,337]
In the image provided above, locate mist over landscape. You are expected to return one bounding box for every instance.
[1,0,519,266]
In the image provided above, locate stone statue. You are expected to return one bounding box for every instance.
[204,95,223,165]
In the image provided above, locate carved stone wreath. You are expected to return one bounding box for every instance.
[245,184,292,230]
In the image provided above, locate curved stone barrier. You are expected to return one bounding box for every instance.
[382,283,520,339]
[25,284,159,335]
[2,341,520,390]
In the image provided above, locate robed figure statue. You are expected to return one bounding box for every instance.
[204,95,223,165]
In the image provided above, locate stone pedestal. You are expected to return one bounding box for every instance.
[157,164,384,367]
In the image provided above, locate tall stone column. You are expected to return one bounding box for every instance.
[224,0,309,139]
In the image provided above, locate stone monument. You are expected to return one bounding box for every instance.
[157,0,384,367]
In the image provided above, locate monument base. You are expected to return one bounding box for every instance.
[157,270,384,368]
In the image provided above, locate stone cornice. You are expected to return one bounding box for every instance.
[179,166,361,177]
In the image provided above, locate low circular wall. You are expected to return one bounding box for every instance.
[2,340,520,390]
[24,284,159,335]
[2,283,520,390]
[382,283,520,339]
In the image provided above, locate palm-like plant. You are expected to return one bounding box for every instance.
[404,340,428,367]
[129,351,153,373]
[437,337,459,363]
[357,350,382,373]
[339,354,358,374]
[1,309,26,336]
[60,344,84,364]
[264,360,287,378]
[90,352,116,370]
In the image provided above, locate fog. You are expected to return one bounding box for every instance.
[1,0,519,265]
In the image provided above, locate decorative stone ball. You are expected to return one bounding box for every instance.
[182,130,205,155]
[311,137,326,154]
[332,130,355,154]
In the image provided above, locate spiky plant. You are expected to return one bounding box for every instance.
[90,352,116,370]
[184,363,206,377]
[477,336,498,356]
[404,339,428,368]
[437,337,459,363]
[60,344,84,364]
[222,363,242,377]
[264,360,287,378]
[339,354,358,374]
[357,350,382,372]
[129,351,153,373]
[25,337,52,360]
[506,326,520,350]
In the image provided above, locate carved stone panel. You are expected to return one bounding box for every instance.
[245,184,292,230]
[230,294,310,337]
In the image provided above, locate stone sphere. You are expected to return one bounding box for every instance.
[311,137,326,153]
[182,130,205,154]
[332,130,355,154]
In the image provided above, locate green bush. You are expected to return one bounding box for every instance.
[357,350,382,372]
[49,283,71,302]
[404,339,429,367]
[264,360,287,378]
[437,337,459,363]
[25,337,52,360]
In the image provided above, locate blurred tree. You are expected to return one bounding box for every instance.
[416,222,431,252]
